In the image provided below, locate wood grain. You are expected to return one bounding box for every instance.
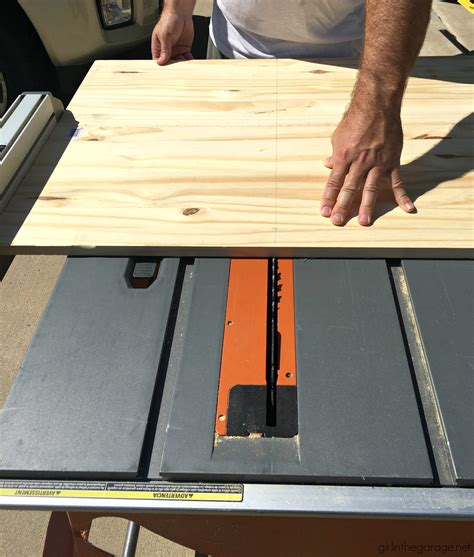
[0,58,472,257]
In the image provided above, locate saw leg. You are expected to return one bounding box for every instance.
[43,512,113,557]
[43,512,74,557]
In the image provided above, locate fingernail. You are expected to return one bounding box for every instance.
[405,201,415,212]
[321,206,331,217]
[332,213,343,225]
[359,214,370,226]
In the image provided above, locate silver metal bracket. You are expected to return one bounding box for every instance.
[0,92,64,214]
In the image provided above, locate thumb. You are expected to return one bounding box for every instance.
[323,156,334,169]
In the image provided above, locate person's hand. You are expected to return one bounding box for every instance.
[151,10,194,65]
[320,106,415,226]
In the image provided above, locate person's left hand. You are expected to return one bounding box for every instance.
[320,106,415,226]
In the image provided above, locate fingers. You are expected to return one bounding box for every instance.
[391,168,415,213]
[320,163,348,218]
[156,33,172,65]
[151,15,193,65]
[329,164,367,226]
[151,25,173,65]
[152,31,193,65]
[321,165,415,227]
[358,168,388,226]
[173,52,194,62]
[151,30,161,62]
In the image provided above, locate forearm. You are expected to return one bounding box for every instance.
[352,0,432,114]
[162,0,196,16]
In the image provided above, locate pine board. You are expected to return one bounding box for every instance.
[0,57,472,257]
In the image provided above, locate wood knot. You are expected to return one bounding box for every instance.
[183,208,200,216]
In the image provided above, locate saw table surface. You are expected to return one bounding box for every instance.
[0,57,473,257]
[0,256,472,489]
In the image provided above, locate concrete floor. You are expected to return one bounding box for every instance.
[0,256,65,556]
[0,1,469,555]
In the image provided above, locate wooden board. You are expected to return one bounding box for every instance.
[0,57,472,257]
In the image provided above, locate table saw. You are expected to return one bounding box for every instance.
[0,253,473,554]
[0,91,473,555]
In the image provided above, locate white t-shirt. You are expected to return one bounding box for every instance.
[210,0,365,59]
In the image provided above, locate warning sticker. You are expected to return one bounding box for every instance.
[0,480,243,502]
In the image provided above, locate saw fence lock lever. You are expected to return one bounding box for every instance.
[127,258,161,289]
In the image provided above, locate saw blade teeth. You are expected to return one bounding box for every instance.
[276,264,282,308]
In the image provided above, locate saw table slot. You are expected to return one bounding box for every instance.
[388,260,456,487]
[402,260,474,486]
[137,258,188,478]
[216,259,297,438]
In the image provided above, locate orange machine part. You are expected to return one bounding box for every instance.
[277,259,297,388]
[215,259,297,436]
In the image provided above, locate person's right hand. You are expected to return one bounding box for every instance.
[151,10,194,65]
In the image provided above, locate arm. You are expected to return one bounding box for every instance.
[151,0,196,65]
[320,0,432,226]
